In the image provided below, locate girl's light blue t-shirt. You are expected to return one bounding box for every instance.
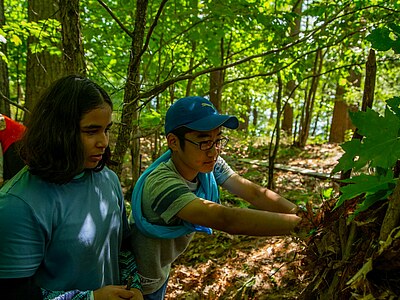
[0,166,125,291]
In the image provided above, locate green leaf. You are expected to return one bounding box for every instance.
[386,97,400,118]
[11,34,22,46]
[332,139,366,173]
[351,188,393,219]
[388,22,400,35]
[348,108,400,170]
[0,51,8,64]
[334,173,396,210]
[366,28,393,51]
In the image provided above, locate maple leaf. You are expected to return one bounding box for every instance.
[334,172,396,210]
[386,96,400,117]
[333,103,400,174]
[332,139,367,173]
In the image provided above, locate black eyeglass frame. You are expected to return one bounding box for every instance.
[180,136,229,151]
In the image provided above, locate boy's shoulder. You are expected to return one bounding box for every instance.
[144,163,185,198]
[147,160,182,182]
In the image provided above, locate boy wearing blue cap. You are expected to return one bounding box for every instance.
[129,96,301,299]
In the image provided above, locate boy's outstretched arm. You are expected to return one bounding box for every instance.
[177,198,301,236]
[221,174,298,214]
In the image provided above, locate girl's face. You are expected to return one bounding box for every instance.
[79,104,112,169]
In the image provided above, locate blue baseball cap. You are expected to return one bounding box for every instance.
[165,96,239,135]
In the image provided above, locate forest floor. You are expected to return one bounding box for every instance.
[155,141,345,299]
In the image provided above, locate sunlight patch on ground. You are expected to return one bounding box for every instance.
[167,236,306,299]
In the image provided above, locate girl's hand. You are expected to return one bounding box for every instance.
[93,285,137,299]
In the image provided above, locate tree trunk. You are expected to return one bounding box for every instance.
[282,0,302,136]
[112,0,148,185]
[340,51,376,180]
[25,0,63,122]
[329,68,361,143]
[329,88,346,143]
[268,73,282,189]
[361,49,376,111]
[0,0,10,116]
[59,0,86,75]
[185,41,196,96]
[252,107,258,128]
[209,38,225,112]
[209,70,222,111]
[380,179,400,241]
[298,49,322,147]
[238,96,250,132]
[281,103,293,135]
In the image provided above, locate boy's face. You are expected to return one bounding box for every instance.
[79,104,112,169]
[169,127,223,181]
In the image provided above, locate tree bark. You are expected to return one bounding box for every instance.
[329,97,347,143]
[25,0,63,122]
[209,37,225,112]
[361,49,376,112]
[380,180,400,241]
[59,0,86,75]
[282,0,302,136]
[281,103,293,135]
[209,69,222,111]
[268,73,282,189]
[185,41,196,96]
[112,0,148,185]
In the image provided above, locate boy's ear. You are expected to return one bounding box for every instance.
[167,133,180,151]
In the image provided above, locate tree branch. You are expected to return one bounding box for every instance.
[133,0,169,68]
[0,91,30,114]
[97,0,133,38]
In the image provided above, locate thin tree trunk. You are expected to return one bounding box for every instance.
[361,50,376,112]
[0,0,10,116]
[209,38,224,112]
[298,49,322,147]
[341,49,376,181]
[59,0,86,75]
[282,0,302,136]
[112,0,148,185]
[268,73,282,189]
[380,179,400,241]
[186,41,196,96]
[210,70,222,111]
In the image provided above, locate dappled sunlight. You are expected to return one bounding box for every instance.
[167,234,305,299]
[78,214,97,247]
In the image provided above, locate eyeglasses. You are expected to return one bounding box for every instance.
[182,136,229,151]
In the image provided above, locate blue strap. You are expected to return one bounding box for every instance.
[129,150,219,239]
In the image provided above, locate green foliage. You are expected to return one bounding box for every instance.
[139,109,162,130]
[335,172,396,209]
[331,19,400,219]
[366,22,400,54]
[2,0,400,168]
[333,104,400,173]
[333,97,400,217]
